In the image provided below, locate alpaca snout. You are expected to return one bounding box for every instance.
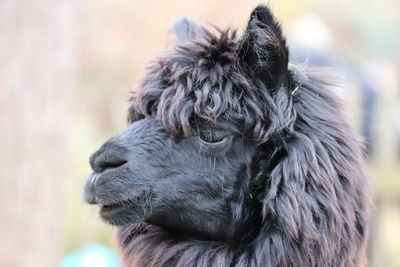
[85,141,130,205]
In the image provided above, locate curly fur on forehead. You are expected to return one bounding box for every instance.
[128,26,293,142]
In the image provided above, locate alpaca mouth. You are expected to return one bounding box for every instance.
[100,198,136,214]
[98,190,156,225]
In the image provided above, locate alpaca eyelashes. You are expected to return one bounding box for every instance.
[198,129,232,145]
[197,129,233,155]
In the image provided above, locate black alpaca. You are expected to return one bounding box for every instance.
[84,6,371,267]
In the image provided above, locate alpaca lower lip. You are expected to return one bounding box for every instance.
[101,203,124,212]
[100,203,134,221]
[100,204,129,222]
[100,199,135,214]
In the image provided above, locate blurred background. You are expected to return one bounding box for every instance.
[0,0,399,266]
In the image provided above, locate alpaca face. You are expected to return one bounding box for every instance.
[84,117,256,240]
[84,5,292,242]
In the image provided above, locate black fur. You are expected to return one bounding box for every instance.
[84,5,371,267]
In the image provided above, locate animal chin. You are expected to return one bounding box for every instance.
[100,198,136,216]
[98,190,156,225]
[100,202,142,226]
[101,199,133,213]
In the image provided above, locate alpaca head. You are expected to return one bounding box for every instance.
[84,5,370,266]
[84,6,291,241]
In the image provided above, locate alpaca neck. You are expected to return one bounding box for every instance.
[118,222,262,266]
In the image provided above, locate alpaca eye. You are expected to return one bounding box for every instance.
[199,129,230,144]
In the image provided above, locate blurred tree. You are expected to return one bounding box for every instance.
[0,1,80,266]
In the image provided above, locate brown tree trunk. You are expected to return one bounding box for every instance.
[0,1,80,266]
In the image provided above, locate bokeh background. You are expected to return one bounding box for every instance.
[1,0,399,266]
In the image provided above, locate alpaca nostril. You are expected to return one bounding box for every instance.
[97,158,127,172]
[90,147,128,173]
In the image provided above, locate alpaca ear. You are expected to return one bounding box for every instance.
[171,17,202,42]
[239,5,289,88]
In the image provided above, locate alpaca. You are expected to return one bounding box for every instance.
[84,6,371,267]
